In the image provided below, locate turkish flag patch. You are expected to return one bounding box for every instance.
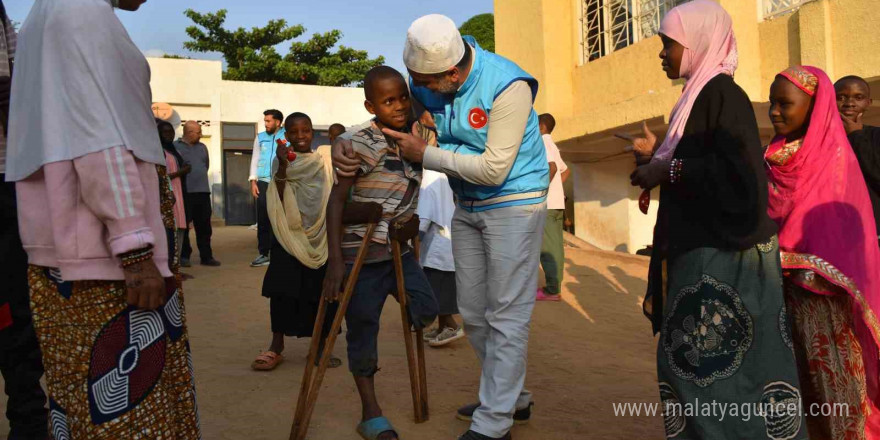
[468,107,488,129]
[0,303,12,331]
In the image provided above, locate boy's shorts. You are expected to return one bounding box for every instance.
[345,252,438,377]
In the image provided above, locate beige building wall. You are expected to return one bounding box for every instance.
[496,0,880,253]
[147,57,370,220]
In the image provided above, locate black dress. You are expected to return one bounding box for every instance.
[847,125,880,239]
[261,236,337,337]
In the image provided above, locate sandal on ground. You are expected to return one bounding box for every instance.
[251,351,283,371]
[356,416,398,440]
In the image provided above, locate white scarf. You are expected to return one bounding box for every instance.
[267,150,334,269]
[5,0,165,181]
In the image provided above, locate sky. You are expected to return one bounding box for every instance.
[6,0,494,74]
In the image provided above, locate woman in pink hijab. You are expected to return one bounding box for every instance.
[767,65,880,440]
[624,2,806,439]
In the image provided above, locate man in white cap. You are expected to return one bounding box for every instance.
[333,14,549,440]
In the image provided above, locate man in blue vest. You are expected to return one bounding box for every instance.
[333,15,548,440]
[249,109,285,267]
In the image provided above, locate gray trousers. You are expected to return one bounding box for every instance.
[452,202,546,438]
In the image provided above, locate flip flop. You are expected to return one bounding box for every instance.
[356,416,398,440]
[251,351,283,371]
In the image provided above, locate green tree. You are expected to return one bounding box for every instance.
[183,9,384,86]
[459,13,495,53]
[162,54,192,60]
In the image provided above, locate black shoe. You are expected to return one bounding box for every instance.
[456,401,532,424]
[200,259,221,267]
[458,430,512,440]
[181,258,191,268]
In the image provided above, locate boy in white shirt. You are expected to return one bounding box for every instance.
[418,169,464,346]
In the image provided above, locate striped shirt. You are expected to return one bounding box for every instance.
[342,125,423,264]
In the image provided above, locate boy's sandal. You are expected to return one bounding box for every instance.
[357,416,398,440]
[251,351,283,371]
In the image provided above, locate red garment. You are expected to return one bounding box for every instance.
[765,66,880,420]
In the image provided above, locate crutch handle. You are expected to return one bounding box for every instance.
[342,202,383,225]
[389,215,420,243]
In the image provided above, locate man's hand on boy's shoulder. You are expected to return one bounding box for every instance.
[322,259,345,302]
[331,137,360,178]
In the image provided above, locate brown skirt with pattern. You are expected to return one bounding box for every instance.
[786,281,869,440]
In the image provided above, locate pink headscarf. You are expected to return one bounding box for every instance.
[652,0,738,162]
[766,66,880,412]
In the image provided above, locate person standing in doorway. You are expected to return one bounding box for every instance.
[249,109,285,267]
[537,113,569,301]
[176,120,221,267]
[0,2,50,437]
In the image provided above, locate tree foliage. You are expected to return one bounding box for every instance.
[459,13,495,53]
[162,54,191,60]
[183,9,384,86]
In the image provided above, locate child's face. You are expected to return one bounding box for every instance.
[659,34,685,80]
[769,77,813,141]
[539,123,548,135]
[365,78,412,130]
[285,118,314,153]
[159,125,176,144]
[835,80,872,119]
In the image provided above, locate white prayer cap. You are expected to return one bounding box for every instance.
[403,14,465,75]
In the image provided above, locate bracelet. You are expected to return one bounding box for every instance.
[120,246,153,268]
[669,159,683,184]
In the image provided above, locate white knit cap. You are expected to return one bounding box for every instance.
[403,14,465,74]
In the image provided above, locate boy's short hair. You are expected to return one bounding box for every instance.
[329,123,346,136]
[264,109,284,122]
[364,66,407,102]
[285,112,312,127]
[539,113,556,134]
[835,75,872,95]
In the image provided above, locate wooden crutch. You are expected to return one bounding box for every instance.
[389,215,430,423]
[290,202,383,440]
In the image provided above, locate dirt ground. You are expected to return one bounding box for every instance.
[0,226,665,440]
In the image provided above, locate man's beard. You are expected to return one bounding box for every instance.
[436,77,458,95]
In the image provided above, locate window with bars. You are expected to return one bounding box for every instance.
[763,0,816,20]
[581,0,690,63]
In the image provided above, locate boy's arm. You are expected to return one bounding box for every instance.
[322,174,356,302]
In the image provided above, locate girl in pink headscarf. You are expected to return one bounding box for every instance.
[767,65,880,440]
[624,2,807,439]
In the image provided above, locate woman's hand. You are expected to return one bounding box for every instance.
[616,121,658,161]
[123,259,166,310]
[630,160,670,190]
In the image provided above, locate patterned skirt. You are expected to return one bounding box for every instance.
[657,237,808,440]
[28,268,200,440]
[786,282,870,440]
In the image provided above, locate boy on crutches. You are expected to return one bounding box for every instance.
[322,66,439,440]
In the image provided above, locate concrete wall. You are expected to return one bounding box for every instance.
[495,0,880,253]
[147,57,370,220]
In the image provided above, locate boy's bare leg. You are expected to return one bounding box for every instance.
[354,375,397,439]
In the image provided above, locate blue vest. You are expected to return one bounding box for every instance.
[256,128,286,181]
[410,36,548,212]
